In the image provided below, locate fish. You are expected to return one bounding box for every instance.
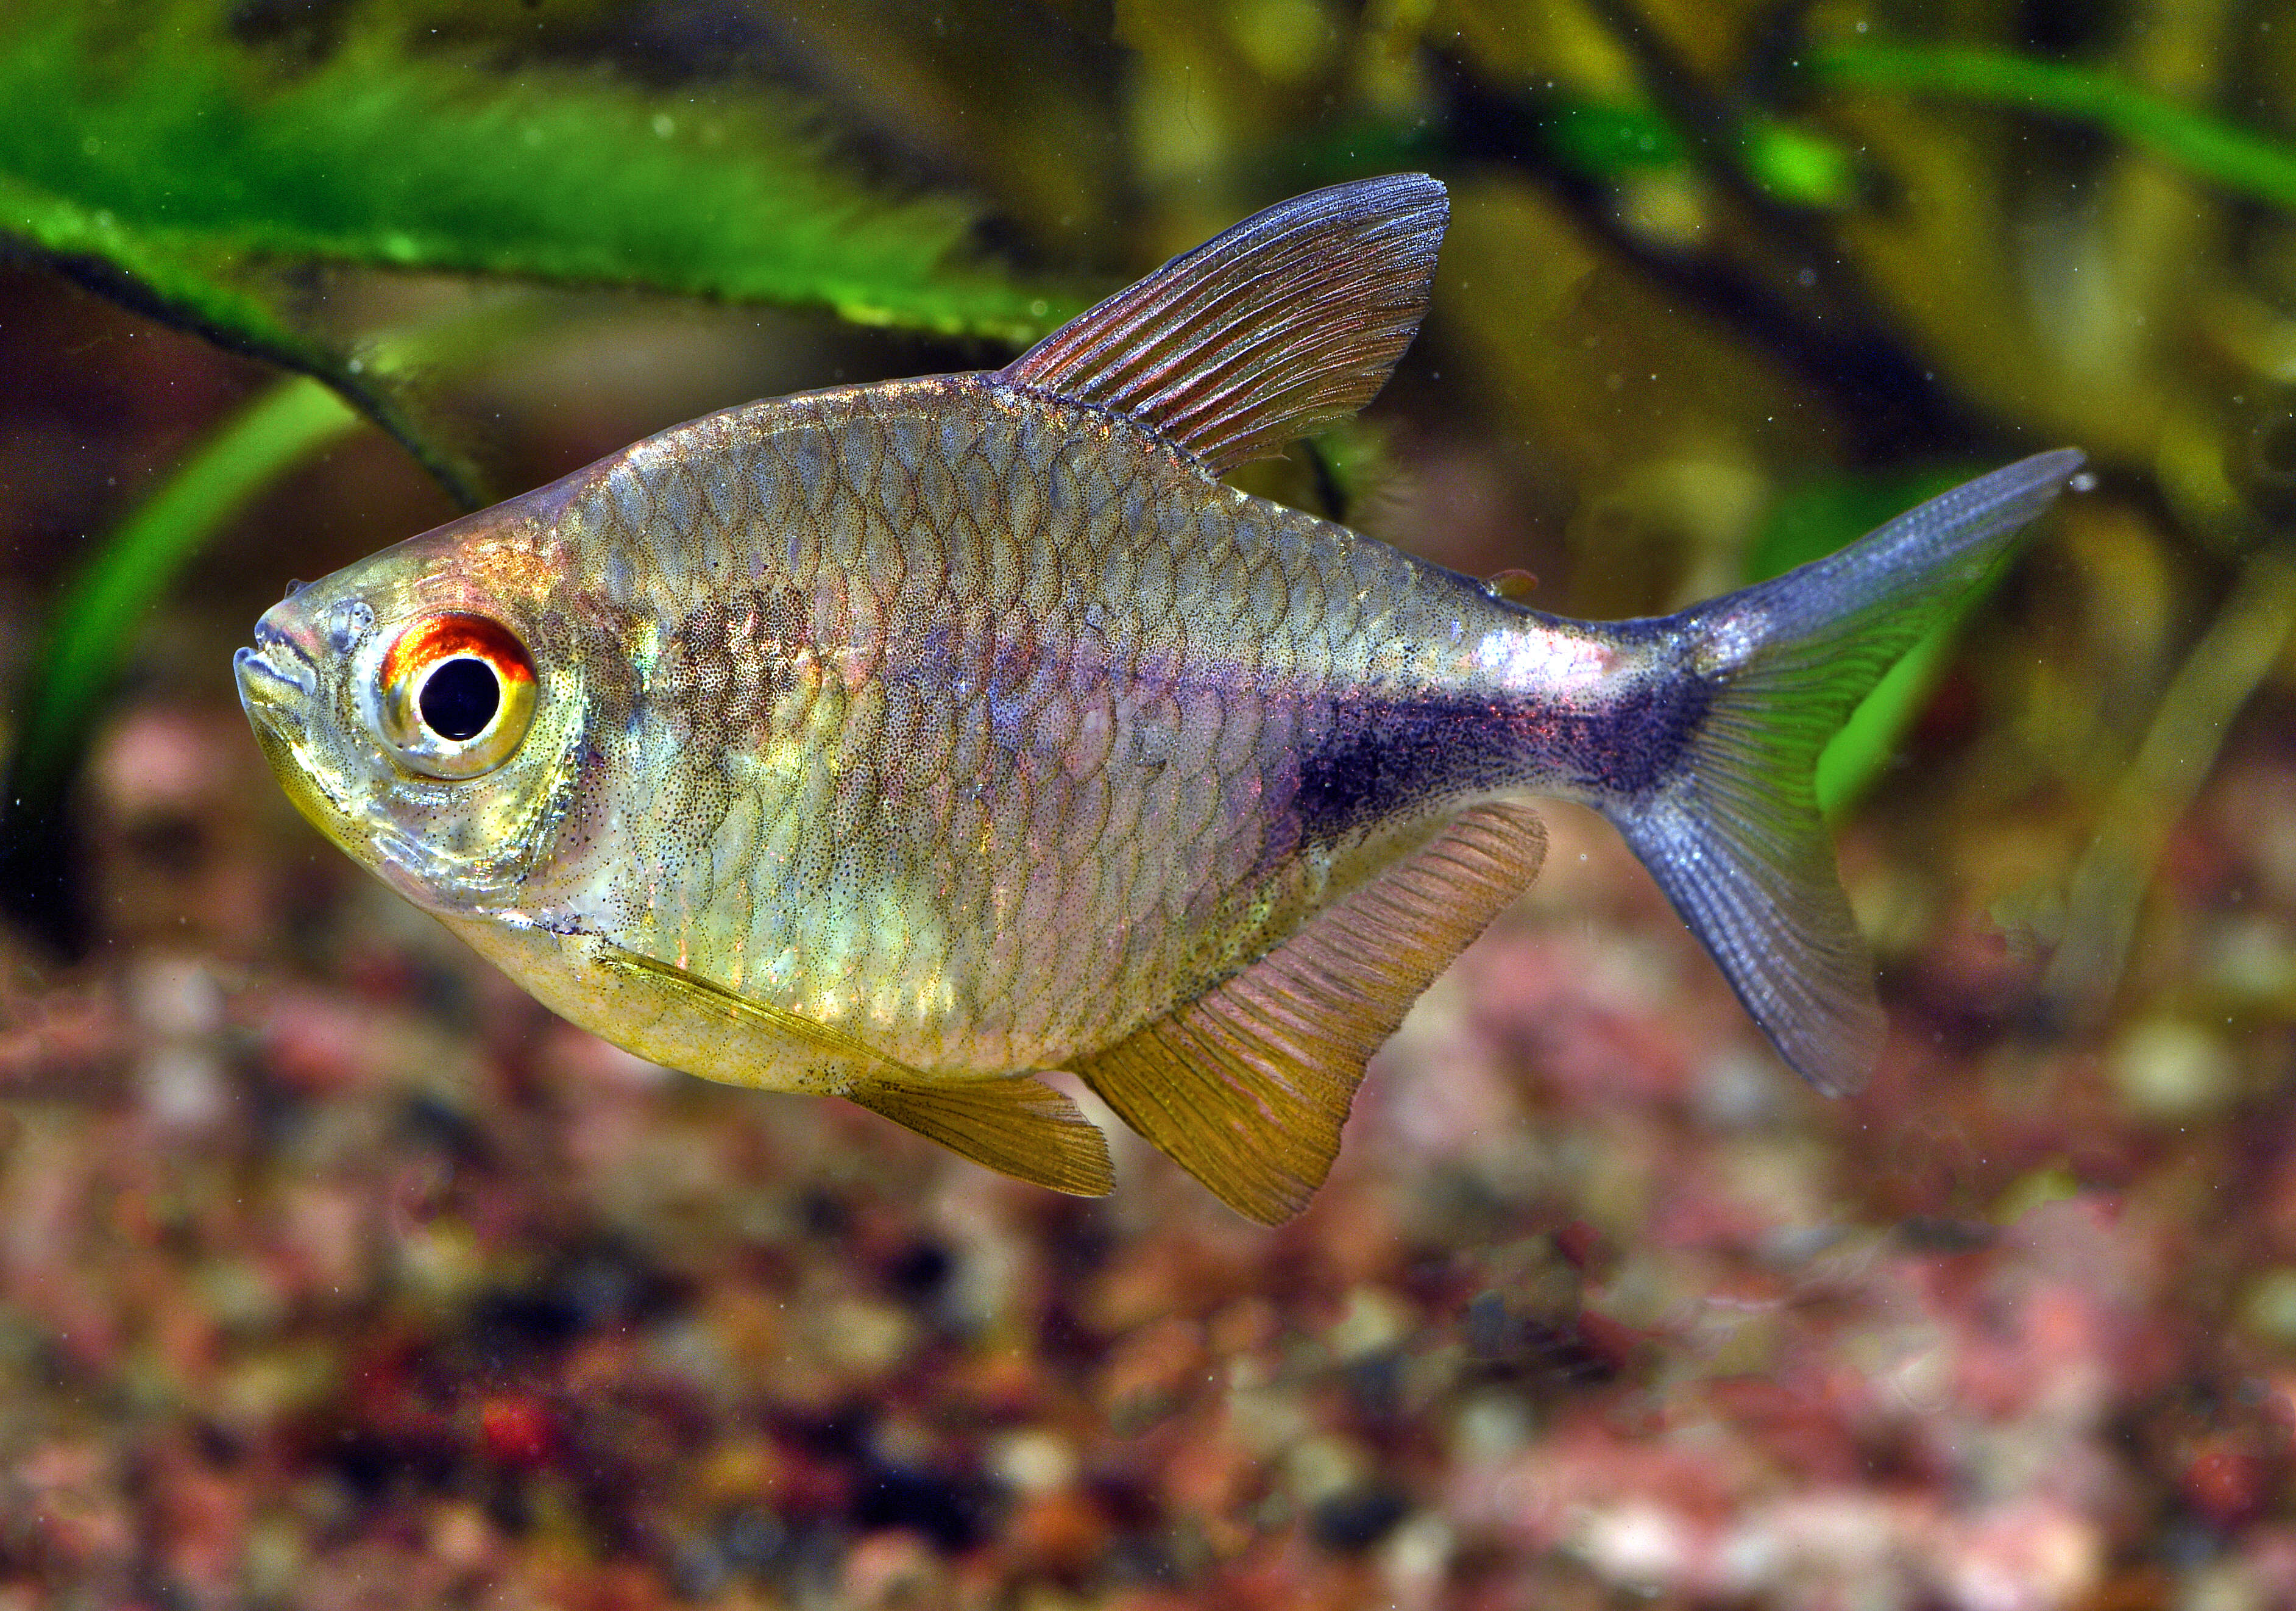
[235,174,2082,1223]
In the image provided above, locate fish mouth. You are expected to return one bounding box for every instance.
[234,622,317,724]
[235,625,364,857]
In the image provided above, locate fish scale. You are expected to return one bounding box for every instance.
[238,174,2082,1222]
[549,379,1456,1068]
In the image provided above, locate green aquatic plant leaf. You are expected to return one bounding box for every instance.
[0,375,366,949]
[1516,99,1858,206]
[1277,96,1855,210]
[1744,468,1977,818]
[9,378,363,807]
[1735,116,1860,209]
[0,9,1061,339]
[1542,101,1686,175]
[0,4,1067,526]
[1810,42,2296,213]
[0,167,489,506]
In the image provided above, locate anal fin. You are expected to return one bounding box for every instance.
[847,1075,1114,1198]
[1075,800,1547,1224]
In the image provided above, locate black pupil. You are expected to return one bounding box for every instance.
[419,657,500,742]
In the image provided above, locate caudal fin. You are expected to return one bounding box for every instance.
[1605,450,2083,1094]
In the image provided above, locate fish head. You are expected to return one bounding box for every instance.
[234,489,601,919]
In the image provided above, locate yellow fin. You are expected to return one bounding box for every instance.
[1074,801,1547,1225]
[593,940,917,1078]
[590,942,1111,1196]
[846,1075,1115,1198]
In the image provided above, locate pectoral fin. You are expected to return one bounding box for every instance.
[592,941,913,1078]
[846,1075,1114,1197]
[590,941,1111,1196]
[1075,800,1547,1225]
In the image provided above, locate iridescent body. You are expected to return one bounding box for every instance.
[238,176,2080,1222]
[468,378,1642,1065]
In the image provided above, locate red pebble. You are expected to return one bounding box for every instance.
[1553,1219,1614,1277]
[478,1394,555,1468]
[2182,1438,2269,1529]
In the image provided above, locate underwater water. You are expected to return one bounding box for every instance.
[5,3,2296,1607]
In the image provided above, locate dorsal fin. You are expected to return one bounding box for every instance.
[1001,174,1447,474]
[1074,800,1546,1224]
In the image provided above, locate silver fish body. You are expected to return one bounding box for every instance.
[484,379,1674,1067]
[237,174,2082,1221]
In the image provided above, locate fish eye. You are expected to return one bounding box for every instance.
[374,612,537,779]
[419,657,499,741]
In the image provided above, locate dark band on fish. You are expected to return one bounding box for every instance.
[1291,693,1514,844]
[1540,670,1712,804]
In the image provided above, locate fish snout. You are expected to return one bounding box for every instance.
[235,618,319,715]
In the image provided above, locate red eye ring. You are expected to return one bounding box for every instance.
[380,612,535,696]
[375,612,539,780]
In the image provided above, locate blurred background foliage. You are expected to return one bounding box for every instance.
[10,0,2296,1000]
[12,1,2296,1606]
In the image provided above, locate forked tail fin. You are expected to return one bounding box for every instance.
[1603,449,2083,1094]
